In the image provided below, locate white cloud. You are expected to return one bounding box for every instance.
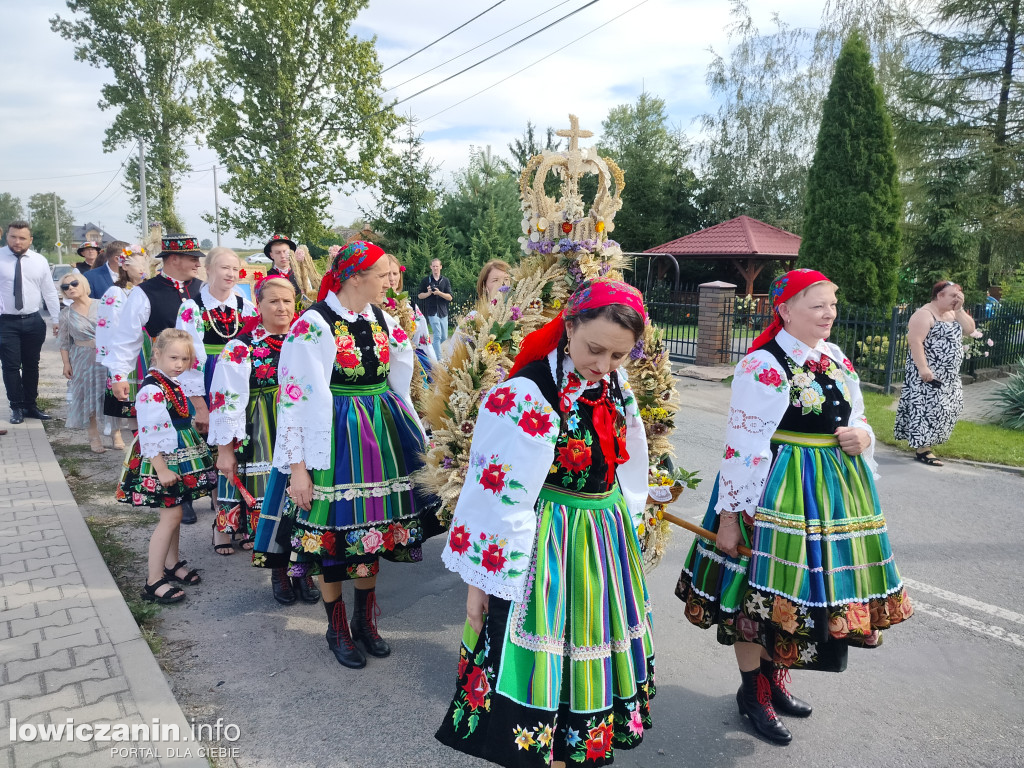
[2,0,825,247]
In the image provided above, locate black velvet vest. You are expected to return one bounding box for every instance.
[196,293,244,346]
[306,301,391,388]
[761,338,852,433]
[138,276,203,338]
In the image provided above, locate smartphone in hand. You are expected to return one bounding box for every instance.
[926,379,943,389]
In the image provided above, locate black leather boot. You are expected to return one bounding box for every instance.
[325,597,365,669]
[271,568,296,605]
[181,499,197,524]
[761,659,813,717]
[293,574,321,604]
[737,668,792,744]
[350,587,391,658]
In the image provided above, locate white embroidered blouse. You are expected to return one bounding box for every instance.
[94,285,128,368]
[135,368,184,458]
[715,329,877,517]
[440,350,650,603]
[175,285,257,397]
[271,292,419,472]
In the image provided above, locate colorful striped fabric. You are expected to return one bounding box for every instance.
[215,384,278,536]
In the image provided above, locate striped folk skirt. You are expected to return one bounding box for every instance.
[436,486,655,768]
[675,430,913,671]
[115,418,217,508]
[215,385,277,537]
[252,382,440,581]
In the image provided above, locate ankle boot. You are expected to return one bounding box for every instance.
[293,574,322,604]
[271,568,296,605]
[324,597,366,669]
[761,659,812,717]
[737,668,792,744]
[350,587,391,658]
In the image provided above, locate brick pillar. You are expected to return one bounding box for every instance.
[695,281,737,366]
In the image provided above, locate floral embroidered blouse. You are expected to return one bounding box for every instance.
[207,325,284,447]
[441,350,650,603]
[715,329,876,517]
[135,368,192,458]
[95,285,129,369]
[176,285,257,397]
[272,291,417,472]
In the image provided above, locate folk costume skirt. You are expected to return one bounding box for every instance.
[215,385,277,537]
[675,430,913,671]
[436,486,655,768]
[115,418,217,508]
[252,382,440,581]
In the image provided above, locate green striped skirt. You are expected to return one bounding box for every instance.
[215,385,277,536]
[436,485,655,767]
[675,430,913,670]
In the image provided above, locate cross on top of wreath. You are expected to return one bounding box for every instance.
[555,114,594,153]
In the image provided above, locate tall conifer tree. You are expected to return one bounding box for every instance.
[799,32,901,309]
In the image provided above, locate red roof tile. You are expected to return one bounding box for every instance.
[644,216,800,257]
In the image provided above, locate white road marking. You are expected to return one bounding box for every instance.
[903,577,1024,627]
[911,600,1024,650]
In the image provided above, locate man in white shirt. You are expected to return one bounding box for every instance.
[0,221,60,424]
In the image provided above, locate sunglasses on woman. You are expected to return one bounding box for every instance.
[60,280,80,291]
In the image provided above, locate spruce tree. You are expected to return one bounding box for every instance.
[799,32,901,309]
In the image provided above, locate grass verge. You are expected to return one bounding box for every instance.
[85,517,164,655]
[862,392,1024,467]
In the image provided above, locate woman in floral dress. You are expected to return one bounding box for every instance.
[207,275,321,604]
[436,278,654,768]
[95,244,152,448]
[675,269,913,745]
[251,241,440,669]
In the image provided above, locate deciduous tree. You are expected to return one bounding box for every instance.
[0,194,23,227]
[26,194,75,256]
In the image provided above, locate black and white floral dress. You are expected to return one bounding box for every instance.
[894,313,964,448]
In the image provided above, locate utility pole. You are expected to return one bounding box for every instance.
[139,138,149,240]
[212,165,221,246]
[52,192,62,264]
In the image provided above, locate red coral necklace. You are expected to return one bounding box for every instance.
[205,302,240,339]
[149,369,190,417]
[577,380,609,406]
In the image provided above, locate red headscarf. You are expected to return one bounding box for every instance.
[748,268,833,353]
[510,278,648,377]
[316,241,386,301]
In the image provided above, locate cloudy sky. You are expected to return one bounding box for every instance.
[3,0,822,247]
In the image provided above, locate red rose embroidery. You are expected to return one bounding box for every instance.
[377,344,390,365]
[337,351,360,369]
[392,326,408,343]
[585,721,614,761]
[291,319,310,337]
[228,345,248,364]
[382,524,396,551]
[457,653,469,680]
[462,666,490,710]
[485,386,516,415]
[449,525,471,555]
[152,391,165,402]
[210,392,226,411]
[479,463,506,494]
[518,408,552,437]
[320,531,336,555]
[481,543,507,574]
[128,457,141,470]
[557,438,591,472]
[254,364,276,381]
[724,445,736,459]
[757,367,783,387]
[182,474,198,488]
[843,358,855,373]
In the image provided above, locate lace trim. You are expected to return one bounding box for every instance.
[312,478,413,501]
[273,427,331,471]
[746,578,905,608]
[807,525,889,543]
[440,547,526,604]
[207,418,246,448]
[292,512,420,533]
[140,439,207,461]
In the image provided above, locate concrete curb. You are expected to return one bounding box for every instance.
[30,420,207,768]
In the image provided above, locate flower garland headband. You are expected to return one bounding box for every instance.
[510,278,648,376]
[118,244,146,267]
[747,268,833,353]
[316,241,386,301]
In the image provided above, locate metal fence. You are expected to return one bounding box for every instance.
[641,282,701,363]
[726,299,1024,393]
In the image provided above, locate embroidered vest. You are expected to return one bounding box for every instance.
[305,301,391,388]
[138,276,203,338]
[762,338,852,434]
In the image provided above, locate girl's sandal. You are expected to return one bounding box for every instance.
[141,578,185,604]
[212,524,234,556]
[233,533,255,551]
[915,451,944,467]
[164,559,202,585]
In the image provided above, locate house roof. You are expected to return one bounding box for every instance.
[70,222,120,246]
[644,215,800,259]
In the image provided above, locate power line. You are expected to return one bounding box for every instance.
[0,169,125,183]
[384,0,575,93]
[383,0,508,73]
[390,0,603,109]
[421,0,651,123]
[70,142,138,210]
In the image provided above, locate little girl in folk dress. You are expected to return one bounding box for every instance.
[115,329,218,604]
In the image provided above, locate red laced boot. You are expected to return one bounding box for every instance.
[324,597,366,669]
[737,668,792,744]
[350,587,391,658]
[761,659,813,717]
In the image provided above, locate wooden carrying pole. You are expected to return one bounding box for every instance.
[660,509,752,558]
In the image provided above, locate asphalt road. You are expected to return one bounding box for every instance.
[41,347,1024,768]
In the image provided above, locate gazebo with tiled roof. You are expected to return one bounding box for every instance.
[644,215,800,295]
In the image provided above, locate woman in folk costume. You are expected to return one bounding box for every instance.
[251,241,440,669]
[378,251,436,386]
[95,244,153,449]
[675,269,913,745]
[436,278,655,768]
[207,275,321,603]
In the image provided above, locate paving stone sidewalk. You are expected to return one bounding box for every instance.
[0,419,206,768]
